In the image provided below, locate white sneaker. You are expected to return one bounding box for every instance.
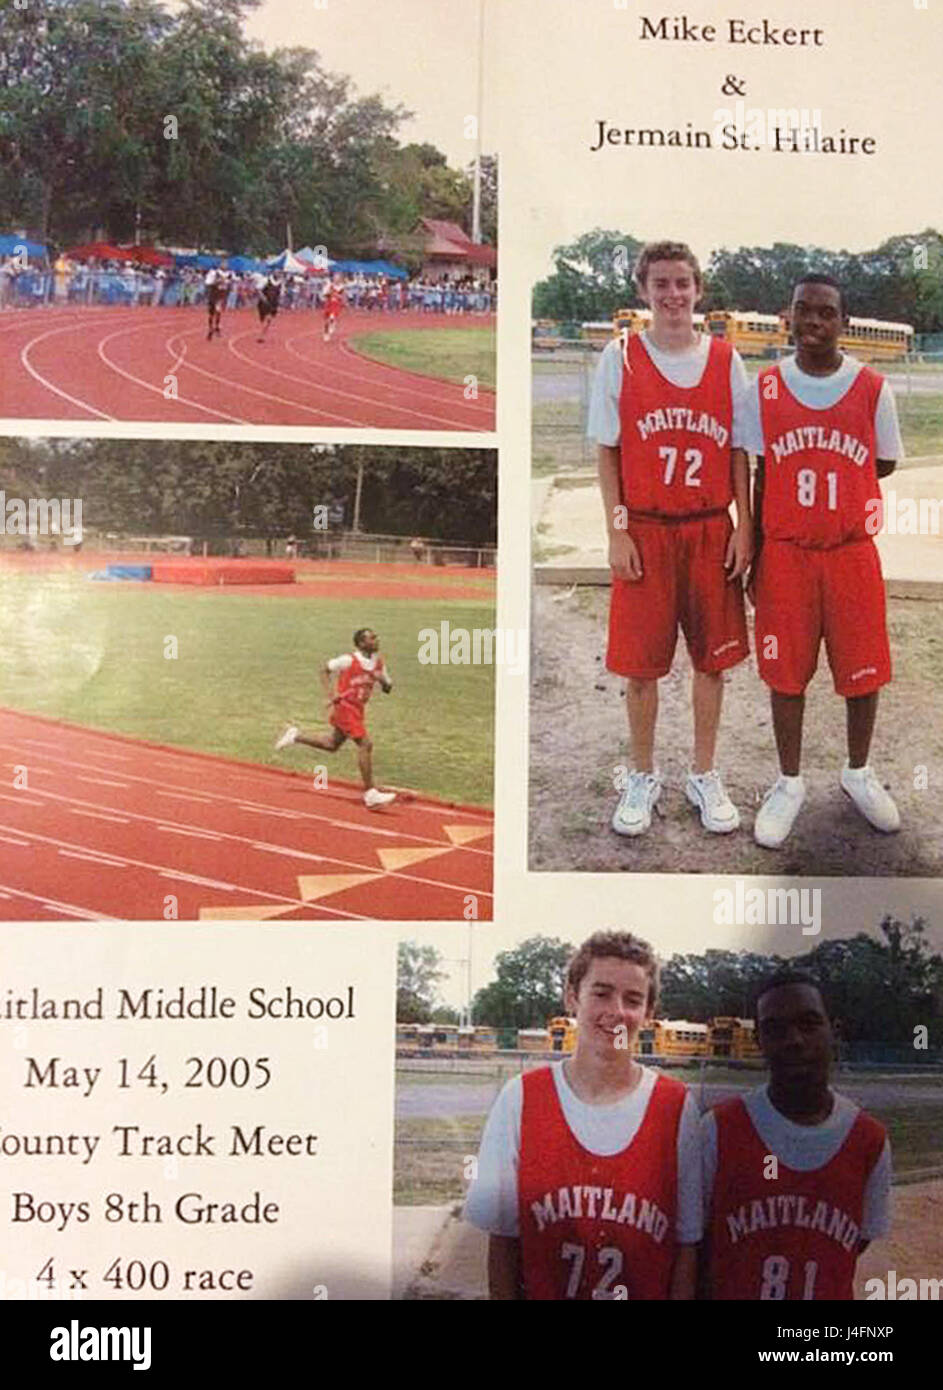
[840,764,900,833]
[275,724,298,750]
[611,771,661,837]
[685,770,740,833]
[364,788,397,809]
[754,775,806,848]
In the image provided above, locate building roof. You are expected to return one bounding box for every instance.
[418,217,497,266]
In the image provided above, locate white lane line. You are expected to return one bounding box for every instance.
[76,776,130,789]
[70,809,131,825]
[21,321,116,420]
[0,739,494,854]
[0,881,109,920]
[157,825,222,841]
[58,849,129,868]
[0,819,367,918]
[160,329,360,425]
[96,325,247,423]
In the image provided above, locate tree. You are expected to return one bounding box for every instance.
[0,0,480,257]
[471,936,574,1029]
[397,942,447,1023]
[660,949,780,1022]
[532,228,645,321]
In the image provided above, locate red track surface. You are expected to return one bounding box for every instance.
[0,709,493,922]
[0,306,496,430]
[0,552,497,602]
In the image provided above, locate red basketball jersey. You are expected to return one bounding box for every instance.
[708,1096,886,1301]
[618,333,734,515]
[518,1066,686,1300]
[758,362,883,547]
[334,652,385,710]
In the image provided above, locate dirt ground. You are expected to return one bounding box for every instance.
[529,585,943,876]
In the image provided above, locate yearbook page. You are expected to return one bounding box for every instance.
[0,0,940,1370]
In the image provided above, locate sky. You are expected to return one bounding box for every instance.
[243,0,492,168]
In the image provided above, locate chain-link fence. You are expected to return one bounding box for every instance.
[532,343,943,475]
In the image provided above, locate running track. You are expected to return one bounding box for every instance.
[0,306,496,430]
[0,709,493,922]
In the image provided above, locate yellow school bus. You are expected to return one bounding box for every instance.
[706,309,784,355]
[709,1017,762,1060]
[547,1016,578,1053]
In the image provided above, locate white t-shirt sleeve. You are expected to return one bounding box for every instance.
[462,1076,522,1237]
[861,1137,892,1241]
[741,377,765,456]
[699,1110,718,1228]
[875,382,904,461]
[587,339,623,446]
[327,654,353,673]
[730,351,751,451]
[677,1091,704,1243]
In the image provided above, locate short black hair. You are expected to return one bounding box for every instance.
[793,273,846,318]
[353,628,372,647]
[752,969,827,1026]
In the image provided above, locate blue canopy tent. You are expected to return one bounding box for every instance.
[0,234,49,262]
[329,258,408,279]
[172,252,223,269]
[228,254,267,274]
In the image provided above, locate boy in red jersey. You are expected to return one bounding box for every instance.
[464,930,701,1299]
[323,279,344,342]
[274,627,396,808]
[746,274,903,847]
[590,241,753,839]
[701,971,890,1300]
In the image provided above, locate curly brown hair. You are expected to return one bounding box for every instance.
[565,930,660,1012]
[634,240,702,293]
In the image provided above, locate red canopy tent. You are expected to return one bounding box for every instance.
[117,244,173,267]
[64,241,136,262]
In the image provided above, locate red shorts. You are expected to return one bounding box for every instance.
[606,511,749,678]
[755,537,891,696]
[330,702,367,741]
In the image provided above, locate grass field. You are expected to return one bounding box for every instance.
[351,327,497,392]
[0,568,496,806]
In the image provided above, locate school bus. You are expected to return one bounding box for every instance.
[706,308,914,361]
[457,1025,498,1052]
[709,1017,762,1060]
[837,317,914,361]
[611,308,706,342]
[547,1016,578,1053]
[706,310,784,355]
[518,1027,551,1052]
[532,318,565,350]
[654,1019,711,1057]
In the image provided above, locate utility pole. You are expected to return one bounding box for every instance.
[471,0,485,244]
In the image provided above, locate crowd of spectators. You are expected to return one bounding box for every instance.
[0,253,496,314]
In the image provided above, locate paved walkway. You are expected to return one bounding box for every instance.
[396,1179,943,1300]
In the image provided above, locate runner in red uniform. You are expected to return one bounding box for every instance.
[274,627,397,808]
[464,931,702,1300]
[590,241,752,839]
[745,274,903,847]
[701,971,890,1300]
[323,279,344,342]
